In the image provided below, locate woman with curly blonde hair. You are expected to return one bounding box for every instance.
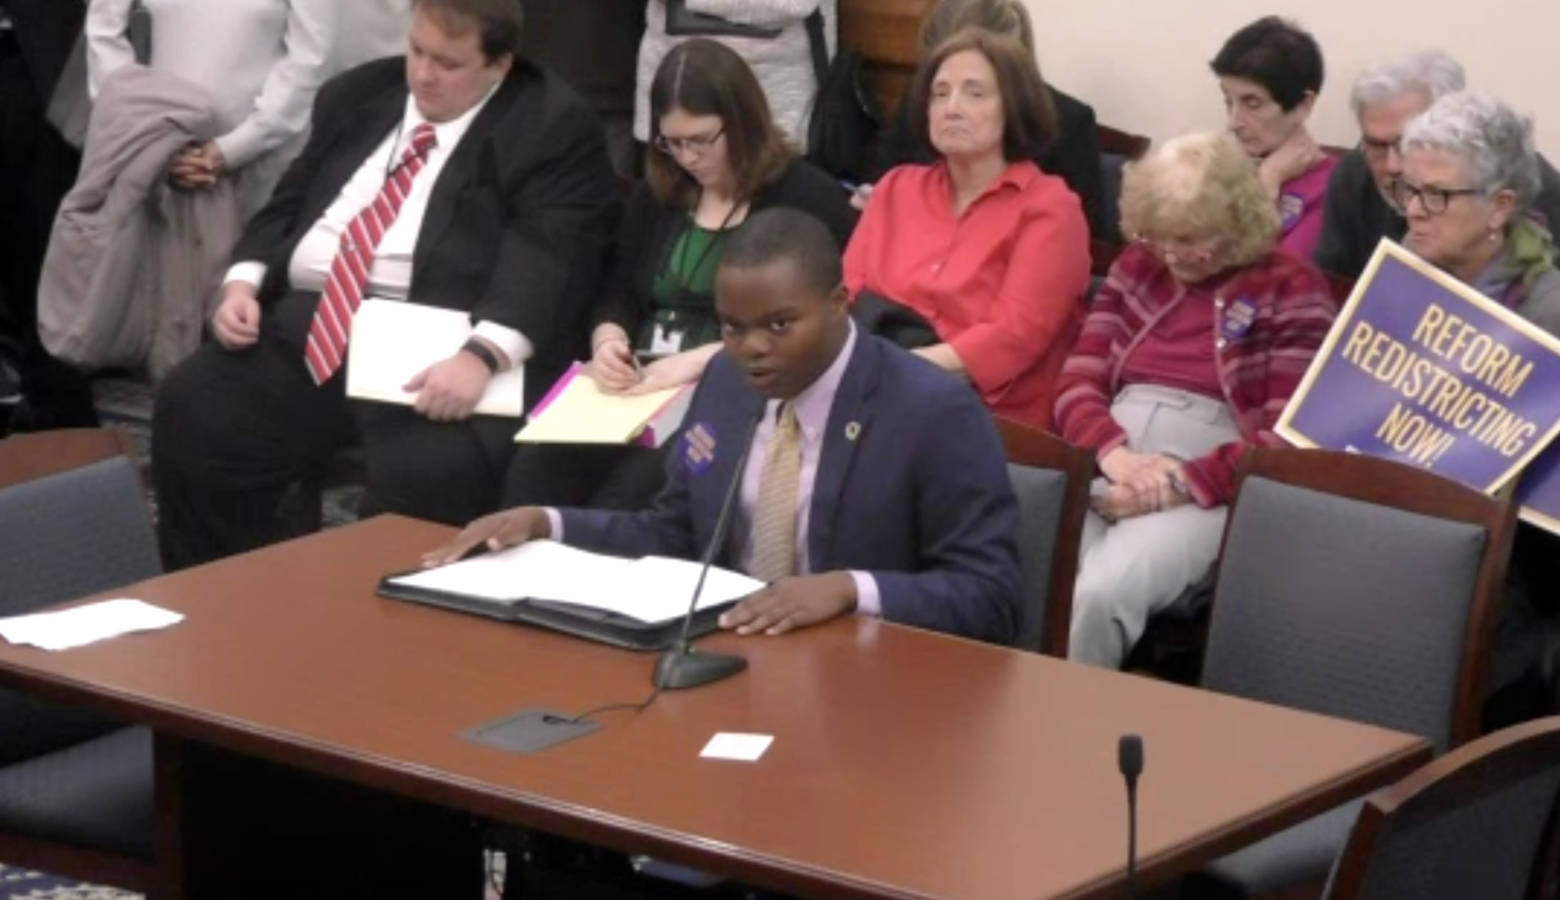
[1055,132,1338,669]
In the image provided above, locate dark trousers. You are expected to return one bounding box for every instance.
[502,439,670,511]
[152,293,515,569]
[0,31,96,430]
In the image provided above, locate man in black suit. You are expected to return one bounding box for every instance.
[152,0,620,569]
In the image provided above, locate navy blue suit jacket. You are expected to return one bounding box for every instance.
[558,333,1021,643]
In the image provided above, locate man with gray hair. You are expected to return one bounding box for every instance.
[1315,49,1560,278]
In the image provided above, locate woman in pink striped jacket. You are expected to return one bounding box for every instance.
[1056,132,1337,669]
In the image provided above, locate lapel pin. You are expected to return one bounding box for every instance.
[683,422,716,475]
[845,421,862,442]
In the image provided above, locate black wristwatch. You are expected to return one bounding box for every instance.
[461,338,501,374]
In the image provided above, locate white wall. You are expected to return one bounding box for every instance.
[1023,0,1558,160]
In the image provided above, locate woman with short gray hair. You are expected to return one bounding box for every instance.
[1398,91,1560,333]
[1400,91,1560,742]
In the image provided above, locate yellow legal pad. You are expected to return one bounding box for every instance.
[515,363,692,445]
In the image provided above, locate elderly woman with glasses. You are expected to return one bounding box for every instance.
[1396,92,1560,720]
[1397,92,1560,329]
[1055,132,1337,669]
[1316,51,1560,280]
[502,37,855,510]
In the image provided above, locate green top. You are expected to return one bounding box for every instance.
[643,219,730,351]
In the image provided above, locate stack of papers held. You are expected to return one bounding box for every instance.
[0,599,184,651]
[346,299,526,417]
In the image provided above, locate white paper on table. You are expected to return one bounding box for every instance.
[618,556,766,621]
[385,540,765,623]
[346,298,525,417]
[391,540,631,604]
[0,599,184,651]
[700,732,775,762]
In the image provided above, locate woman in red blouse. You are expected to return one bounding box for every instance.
[1056,132,1336,669]
[842,28,1090,429]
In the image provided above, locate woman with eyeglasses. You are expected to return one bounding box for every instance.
[1397,93,1560,714]
[842,27,1090,430]
[502,37,855,510]
[1055,132,1337,669]
[1397,92,1560,328]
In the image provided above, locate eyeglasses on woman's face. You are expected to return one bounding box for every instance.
[653,128,726,157]
[1133,233,1221,264]
[1392,179,1482,216]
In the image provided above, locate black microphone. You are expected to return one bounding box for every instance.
[652,406,766,690]
[1118,734,1144,900]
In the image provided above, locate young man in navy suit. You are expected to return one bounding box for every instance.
[428,207,1021,644]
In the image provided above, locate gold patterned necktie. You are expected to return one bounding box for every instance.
[750,402,802,583]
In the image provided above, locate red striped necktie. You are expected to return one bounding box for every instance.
[303,121,439,385]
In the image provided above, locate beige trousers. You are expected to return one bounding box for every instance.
[1067,384,1241,668]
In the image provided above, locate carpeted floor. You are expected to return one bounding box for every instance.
[0,865,138,900]
[0,859,508,900]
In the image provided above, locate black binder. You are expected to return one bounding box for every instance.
[377,574,737,652]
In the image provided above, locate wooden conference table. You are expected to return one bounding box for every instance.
[0,515,1431,900]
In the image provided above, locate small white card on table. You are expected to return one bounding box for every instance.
[699,732,774,762]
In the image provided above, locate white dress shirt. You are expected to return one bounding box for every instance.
[224,82,530,368]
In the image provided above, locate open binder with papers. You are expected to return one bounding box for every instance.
[378,540,764,650]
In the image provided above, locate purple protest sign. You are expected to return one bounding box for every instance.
[1277,240,1560,533]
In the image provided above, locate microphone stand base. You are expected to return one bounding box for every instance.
[654,649,747,690]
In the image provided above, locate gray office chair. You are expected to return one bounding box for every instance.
[1324,716,1560,900]
[994,419,1093,658]
[0,429,160,893]
[1192,447,1516,896]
